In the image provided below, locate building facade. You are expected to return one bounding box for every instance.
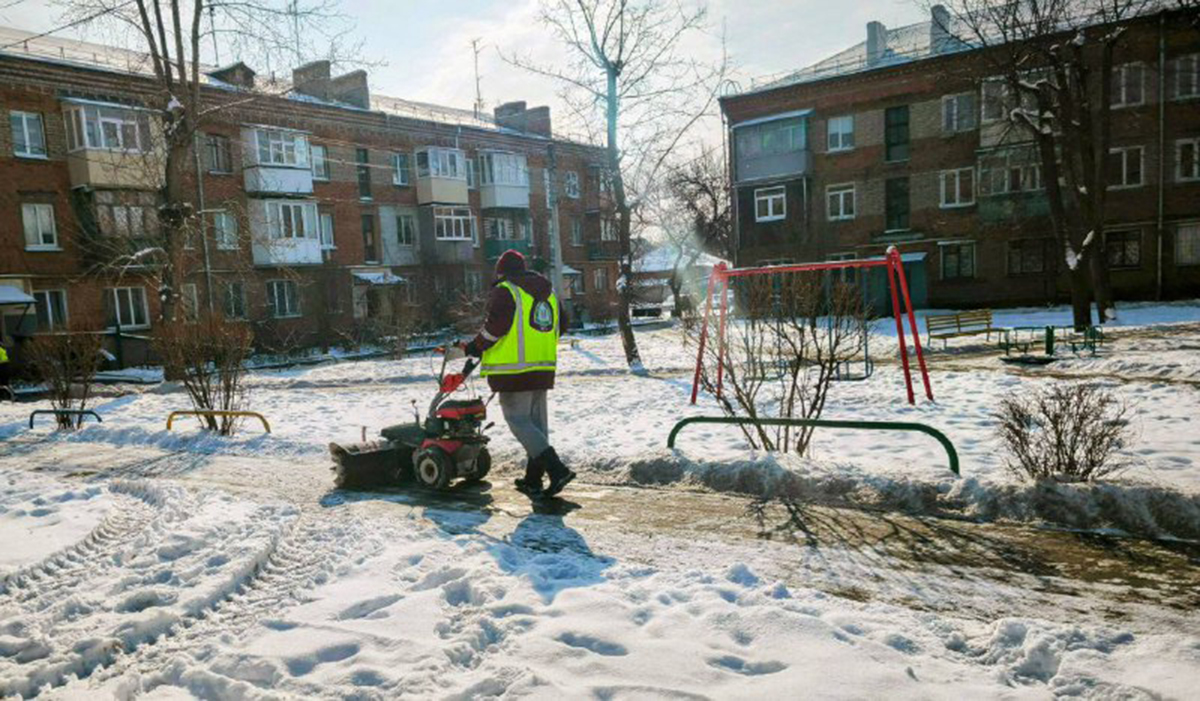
[0,28,619,364]
[720,7,1200,311]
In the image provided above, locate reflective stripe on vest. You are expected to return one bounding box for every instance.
[480,281,558,377]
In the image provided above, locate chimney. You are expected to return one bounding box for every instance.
[493,101,552,137]
[930,5,952,55]
[866,21,889,66]
[207,61,256,89]
[331,70,370,109]
[293,60,331,100]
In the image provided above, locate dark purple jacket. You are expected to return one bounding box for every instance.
[466,271,563,392]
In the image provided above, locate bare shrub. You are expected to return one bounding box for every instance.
[25,331,103,430]
[154,315,253,435]
[995,383,1134,482]
[686,274,869,454]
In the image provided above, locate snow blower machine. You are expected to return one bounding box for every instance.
[329,346,492,490]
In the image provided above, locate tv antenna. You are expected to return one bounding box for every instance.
[471,38,485,118]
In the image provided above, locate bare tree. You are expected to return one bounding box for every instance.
[25,330,103,430]
[507,0,726,369]
[154,312,253,434]
[658,147,732,315]
[686,274,869,455]
[935,0,1161,328]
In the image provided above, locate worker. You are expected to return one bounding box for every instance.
[462,250,574,498]
[0,338,10,395]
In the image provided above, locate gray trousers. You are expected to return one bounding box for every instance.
[499,390,550,462]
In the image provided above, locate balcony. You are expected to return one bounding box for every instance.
[478,151,530,209]
[416,147,469,205]
[485,238,532,261]
[244,165,314,195]
[480,182,530,209]
[67,150,165,190]
[588,240,621,261]
[734,148,811,184]
[241,126,314,195]
[63,100,165,190]
[417,176,469,205]
[252,236,322,266]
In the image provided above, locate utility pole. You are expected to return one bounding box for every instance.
[208,4,220,65]
[546,144,566,301]
[471,38,485,118]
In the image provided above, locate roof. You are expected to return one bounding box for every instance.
[0,285,35,306]
[635,245,727,274]
[352,270,406,286]
[0,25,592,143]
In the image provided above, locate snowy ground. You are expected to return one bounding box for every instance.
[1,301,1199,698]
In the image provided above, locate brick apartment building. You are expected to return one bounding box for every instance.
[0,27,620,364]
[719,6,1200,311]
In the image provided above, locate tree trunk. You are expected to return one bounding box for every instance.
[159,136,194,325]
[1069,266,1093,330]
[1088,247,1114,324]
[605,66,642,369]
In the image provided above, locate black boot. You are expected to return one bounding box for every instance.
[515,453,546,496]
[541,447,575,497]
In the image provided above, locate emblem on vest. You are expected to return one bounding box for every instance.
[531,299,555,332]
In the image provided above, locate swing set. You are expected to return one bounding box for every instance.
[689,246,934,406]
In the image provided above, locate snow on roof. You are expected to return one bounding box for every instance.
[0,285,35,306]
[352,270,406,286]
[635,245,727,274]
[561,265,582,276]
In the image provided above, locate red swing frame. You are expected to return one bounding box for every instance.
[690,245,934,406]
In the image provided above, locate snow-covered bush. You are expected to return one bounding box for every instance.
[995,383,1133,482]
[154,314,253,435]
[25,331,102,430]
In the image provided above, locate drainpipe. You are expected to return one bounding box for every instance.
[547,144,566,299]
[193,131,215,313]
[1156,11,1166,300]
[721,107,737,266]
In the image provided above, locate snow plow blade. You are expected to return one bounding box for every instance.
[329,440,409,489]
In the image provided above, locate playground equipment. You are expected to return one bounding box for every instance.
[166,410,272,433]
[690,246,933,406]
[28,409,102,428]
[667,416,959,475]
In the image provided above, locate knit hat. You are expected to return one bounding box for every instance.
[495,249,527,278]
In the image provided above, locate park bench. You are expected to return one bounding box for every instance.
[925,309,1000,349]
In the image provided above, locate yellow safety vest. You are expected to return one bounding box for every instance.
[0,346,7,364]
[481,281,558,377]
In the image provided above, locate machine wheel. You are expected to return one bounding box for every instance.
[413,446,454,490]
[462,447,492,484]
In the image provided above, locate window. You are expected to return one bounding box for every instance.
[940,242,976,280]
[734,115,807,181]
[594,267,610,292]
[205,133,232,173]
[180,283,200,321]
[479,151,530,186]
[484,216,527,241]
[884,106,910,162]
[396,214,416,246]
[466,158,477,188]
[267,280,300,318]
[565,171,581,198]
[213,211,238,250]
[885,177,910,231]
[1007,239,1053,276]
[255,128,309,167]
[1108,146,1144,189]
[10,111,47,158]
[356,148,372,199]
[22,203,58,250]
[754,186,786,222]
[570,274,585,296]
[826,183,855,221]
[104,287,149,328]
[942,93,977,133]
[1177,223,1200,265]
[362,213,377,262]
[266,201,317,239]
[827,252,857,284]
[1111,64,1144,108]
[940,168,976,208]
[433,206,474,241]
[570,218,583,246]
[392,152,410,185]
[600,218,617,242]
[223,281,247,320]
[64,104,153,152]
[1106,230,1141,268]
[979,148,1042,196]
[1176,138,1200,182]
[311,144,330,180]
[319,212,335,250]
[827,116,854,152]
[465,270,483,296]
[33,289,67,331]
[981,80,1008,123]
[416,147,467,179]
[1175,54,1199,100]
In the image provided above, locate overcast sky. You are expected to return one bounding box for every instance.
[6,1,927,138]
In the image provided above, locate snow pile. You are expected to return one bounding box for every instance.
[0,470,113,577]
[575,449,1200,540]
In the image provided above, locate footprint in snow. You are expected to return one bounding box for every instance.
[335,594,402,620]
[707,655,786,676]
[557,632,628,656]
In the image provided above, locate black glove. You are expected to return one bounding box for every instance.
[462,339,483,358]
